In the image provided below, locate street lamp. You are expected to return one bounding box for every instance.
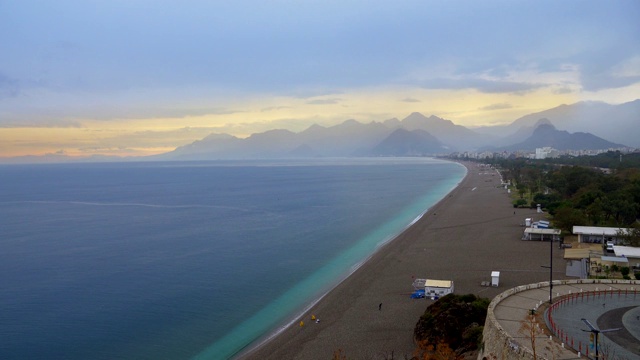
[581,318,620,360]
[540,235,553,304]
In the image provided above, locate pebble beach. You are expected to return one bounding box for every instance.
[242,161,569,359]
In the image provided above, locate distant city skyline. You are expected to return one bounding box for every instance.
[1,1,639,158]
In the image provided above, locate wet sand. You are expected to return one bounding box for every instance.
[242,161,568,359]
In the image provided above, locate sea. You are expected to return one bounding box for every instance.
[0,157,466,360]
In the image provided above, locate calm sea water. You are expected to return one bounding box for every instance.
[0,158,465,360]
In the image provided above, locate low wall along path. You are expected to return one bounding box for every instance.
[480,279,640,360]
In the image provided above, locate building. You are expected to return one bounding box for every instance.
[563,248,593,278]
[613,245,640,268]
[572,226,631,244]
[424,279,454,298]
[535,147,559,159]
[521,228,561,241]
[491,271,500,287]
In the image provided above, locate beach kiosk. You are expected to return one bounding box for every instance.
[424,279,454,299]
[491,271,500,287]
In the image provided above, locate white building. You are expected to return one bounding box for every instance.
[613,245,640,268]
[491,271,500,287]
[535,147,559,159]
[572,226,632,244]
[522,228,561,241]
[424,279,454,298]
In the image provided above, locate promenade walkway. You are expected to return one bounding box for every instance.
[484,279,640,360]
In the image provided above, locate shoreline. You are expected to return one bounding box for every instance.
[241,161,568,359]
[234,161,467,359]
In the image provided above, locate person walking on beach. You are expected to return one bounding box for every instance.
[379,303,382,311]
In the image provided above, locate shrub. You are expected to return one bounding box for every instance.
[635,273,640,280]
[513,199,527,208]
[621,267,630,276]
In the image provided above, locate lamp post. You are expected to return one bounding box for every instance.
[581,319,620,360]
[541,235,553,304]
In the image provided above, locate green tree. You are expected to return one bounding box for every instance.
[616,226,640,247]
[553,206,587,232]
[621,267,630,277]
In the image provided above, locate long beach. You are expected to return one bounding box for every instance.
[241,161,568,359]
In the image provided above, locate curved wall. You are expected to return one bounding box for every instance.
[479,279,640,360]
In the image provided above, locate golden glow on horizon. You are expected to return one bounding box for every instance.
[1,83,635,158]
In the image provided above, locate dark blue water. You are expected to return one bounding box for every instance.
[0,158,465,359]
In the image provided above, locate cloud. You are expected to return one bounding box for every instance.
[400,97,420,103]
[420,77,544,94]
[580,73,640,92]
[0,119,82,128]
[574,51,640,92]
[305,98,342,105]
[479,103,513,111]
[83,107,243,121]
[261,106,292,112]
[553,86,574,94]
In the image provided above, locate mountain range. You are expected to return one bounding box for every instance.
[483,123,625,152]
[473,100,640,147]
[2,100,637,163]
[155,100,637,160]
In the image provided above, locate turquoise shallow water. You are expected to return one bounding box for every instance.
[194,159,466,359]
[0,158,465,360]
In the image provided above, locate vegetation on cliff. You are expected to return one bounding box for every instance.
[414,294,490,356]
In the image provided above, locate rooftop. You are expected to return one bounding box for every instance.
[572,226,631,236]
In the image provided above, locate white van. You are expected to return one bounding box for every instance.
[606,242,614,252]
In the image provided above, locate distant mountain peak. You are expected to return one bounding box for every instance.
[202,133,238,140]
[533,122,557,132]
[534,118,552,127]
[371,128,447,155]
[499,124,624,151]
[306,123,326,131]
[341,119,360,126]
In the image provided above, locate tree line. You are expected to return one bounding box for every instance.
[479,151,640,240]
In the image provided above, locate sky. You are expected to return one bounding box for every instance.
[1,0,639,158]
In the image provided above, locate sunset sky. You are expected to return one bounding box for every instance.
[1,1,639,158]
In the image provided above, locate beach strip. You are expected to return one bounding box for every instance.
[242,161,567,359]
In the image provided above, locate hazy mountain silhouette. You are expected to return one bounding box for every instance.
[160,119,397,159]
[158,114,467,160]
[496,123,626,151]
[474,100,640,147]
[397,112,492,150]
[3,100,636,164]
[296,119,392,156]
[158,102,634,160]
[371,129,448,156]
[491,118,553,147]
